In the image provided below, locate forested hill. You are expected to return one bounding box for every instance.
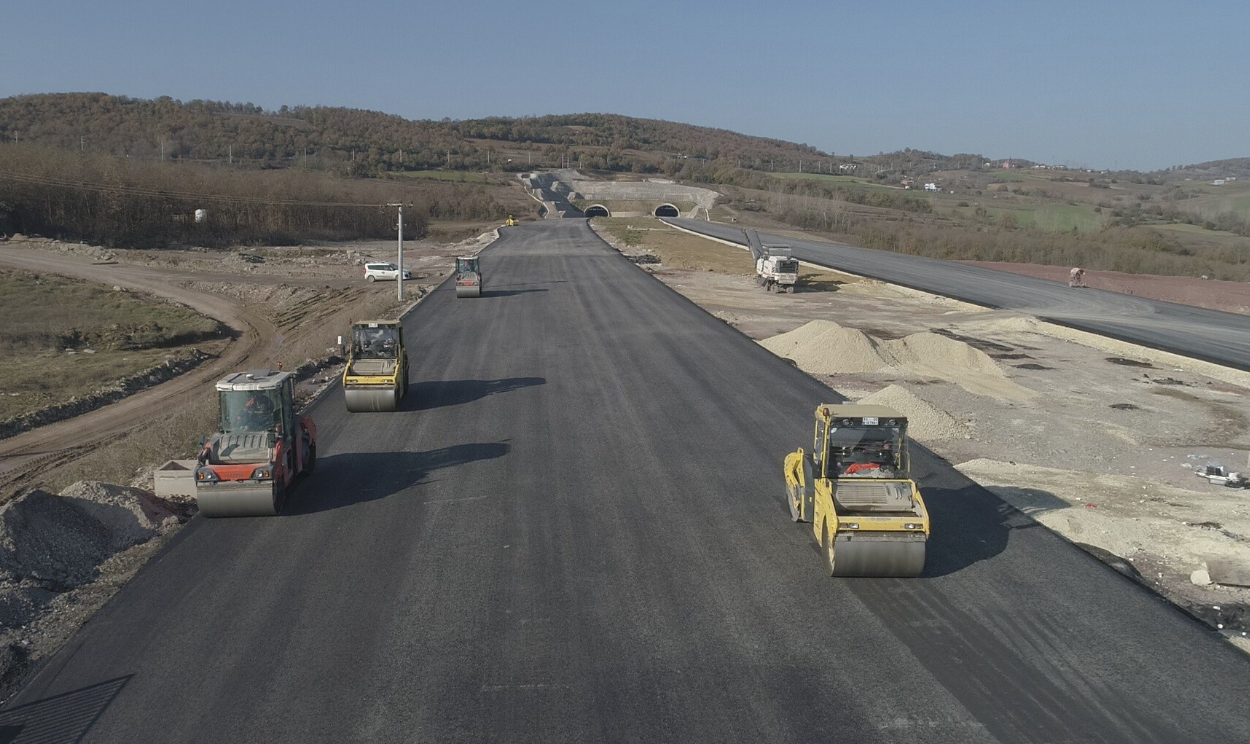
[0,93,838,177]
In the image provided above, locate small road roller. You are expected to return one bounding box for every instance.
[783,404,929,577]
[342,320,410,412]
[455,256,482,298]
[195,369,316,517]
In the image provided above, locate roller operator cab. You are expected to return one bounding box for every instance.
[783,404,929,576]
[342,320,410,412]
[195,370,317,517]
[455,256,482,298]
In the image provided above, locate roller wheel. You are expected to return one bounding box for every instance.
[788,484,801,522]
[785,285,795,294]
[822,524,836,576]
[306,445,317,475]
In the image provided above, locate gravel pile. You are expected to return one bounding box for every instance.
[759,320,888,374]
[856,385,968,441]
[0,482,177,592]
[882,332,1035,400]
[762,320,1035,400]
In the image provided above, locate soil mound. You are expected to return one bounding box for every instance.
[762,320,1035,400]
[857,385,967,441]
[759,320,888,374]
[882,332,1036,400]
[0,482,176,590]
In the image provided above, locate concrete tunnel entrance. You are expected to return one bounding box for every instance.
[584,205,611,218]
[653,204,680,218]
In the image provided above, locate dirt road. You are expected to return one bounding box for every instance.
[0,247,279,484]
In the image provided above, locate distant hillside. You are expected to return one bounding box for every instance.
[1155,158,1250,181]
[0,93,1010,181]
[0,93,835,178]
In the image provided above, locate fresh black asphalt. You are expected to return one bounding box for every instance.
[667,217,1250,372]
[4,220,1249,742]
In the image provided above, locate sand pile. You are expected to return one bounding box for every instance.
[759,320,889,374]
[881,332,1036,400]
[857,385,968,441]
[761,320,1035,400]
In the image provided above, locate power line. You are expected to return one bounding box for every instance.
[0,170,389,208]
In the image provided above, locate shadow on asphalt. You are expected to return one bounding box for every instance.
[0,675,131,743]
[287,442,511,514]
[408,377,545,411]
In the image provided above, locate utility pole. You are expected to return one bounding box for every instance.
[80,136,85,153]
[229,145,233,165]
[387,203,405,300]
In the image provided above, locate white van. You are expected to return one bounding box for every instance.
[364,263,412,282]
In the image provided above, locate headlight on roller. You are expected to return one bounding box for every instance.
[195,468,219,482]
[250,466,273,480]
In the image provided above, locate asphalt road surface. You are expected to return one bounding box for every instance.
[5,221,1250,743]
[667,218,1250,372]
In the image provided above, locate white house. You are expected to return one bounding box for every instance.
[923,183,939,191]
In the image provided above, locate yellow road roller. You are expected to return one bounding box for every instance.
[783,404,929,577]
[342,320,410,412]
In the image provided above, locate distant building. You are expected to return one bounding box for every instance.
[1213,179,1226,186]
[923,183,939,191]
[901,178,915,189]
[1001,160,1015,169]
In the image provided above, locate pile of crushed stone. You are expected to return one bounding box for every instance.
[761,320,1035,400]
[856,385,969,441]
[0,482,179,626]
[759,320,885,373]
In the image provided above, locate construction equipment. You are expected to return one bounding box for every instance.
[506,215,517,227]
[195,370,316,517]
[1195,462,1248,488]
[1069,267,1087,288]
[756,244,799,293]
[743,228,798,293]
[455,256,482,298]
[783,404,929,577]
[342,320,410,412]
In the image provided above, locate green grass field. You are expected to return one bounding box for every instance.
[966,204,1104,233]
[0,269,221,421]
[992,171,1032,182]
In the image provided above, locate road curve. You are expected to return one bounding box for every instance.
[4,221,1249,743]
[666,217,1250,372]
[0,247,282,480]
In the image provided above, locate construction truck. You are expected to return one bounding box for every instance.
[1195,462,1248,488]
[342,320,410,412]
[195,370,316,517]
[756,245,799,293]
[506,215,517,227]
[455,256,483,298]
[783,404,929,577]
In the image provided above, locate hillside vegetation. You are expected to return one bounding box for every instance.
[1,93,1247,277]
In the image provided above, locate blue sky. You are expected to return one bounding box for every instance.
[2,1,1244,170]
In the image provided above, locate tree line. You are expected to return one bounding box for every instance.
[0,144,509,248]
